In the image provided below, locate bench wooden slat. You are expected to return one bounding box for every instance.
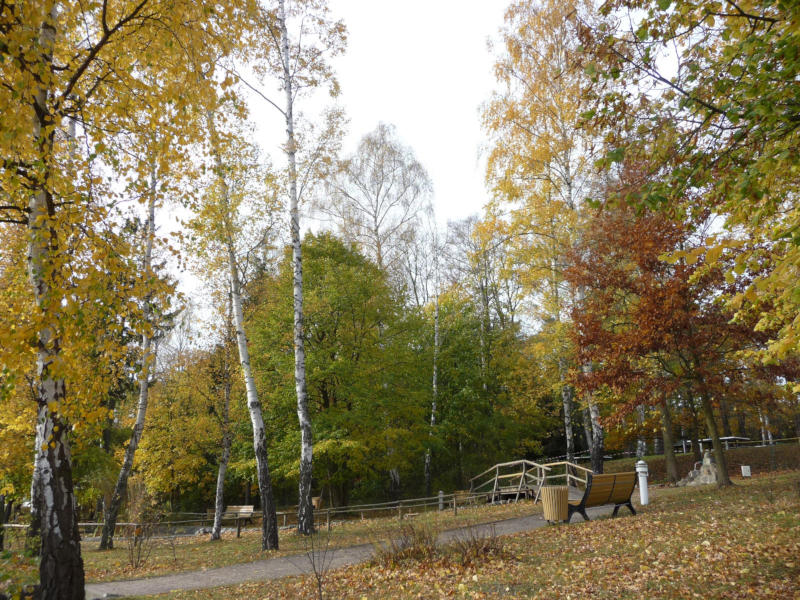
[609,473,636,504]
[206,505,254,519]
[566,471,637,523]
[584,475,616,506]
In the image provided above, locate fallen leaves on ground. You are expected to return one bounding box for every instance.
[140,473,800,599]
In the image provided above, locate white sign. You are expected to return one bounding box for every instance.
[741,465,751,477]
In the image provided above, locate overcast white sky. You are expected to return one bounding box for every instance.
[249,0,508,227]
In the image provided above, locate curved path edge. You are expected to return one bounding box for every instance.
[86,505,616,599]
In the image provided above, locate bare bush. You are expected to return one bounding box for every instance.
[125,477,160,570]
[372,522,439,567]
[449,523,505,566]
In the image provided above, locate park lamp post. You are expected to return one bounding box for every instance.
[635,460,649,506]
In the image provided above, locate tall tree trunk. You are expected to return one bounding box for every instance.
[719,399,733,438]
[0,496,11,551]
[211,427,232,541]
[581,407,593,454]
[27,7,85,597]
[738,409,747,438]
[207,108,279,550]
[636,405,647,459]
[700,392,732,486]
[277,0,313,536]
[101,167,157,551]
[758,406,767,445]
[423,286,439,497]
[228,244,279,549]
[659,398,679,483]
[764,412,773,444]
[581,363,604,473]
[558,358,575,462]
[686,389,703,462]
[588,398,604,474]
[212,296,234,541]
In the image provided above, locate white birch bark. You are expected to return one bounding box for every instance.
[587,397,604,474]
[211,295,234,541]
[207,109,279,550]
[558,358,575,462]
[101,167,157,550]
[423,270,440,497]
[636,405,647,459]
[277,0,314,535]
[27,5,85,597]
[227,241,280,548]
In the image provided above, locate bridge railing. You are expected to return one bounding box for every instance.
[468,459,551,503]
[540,461,592,490]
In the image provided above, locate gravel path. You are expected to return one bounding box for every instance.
[85,505,615,599]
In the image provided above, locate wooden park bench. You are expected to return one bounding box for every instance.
[206,505,254,537]
[567,472,637,523]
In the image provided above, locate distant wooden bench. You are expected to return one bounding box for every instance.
[567,472,636,523]
[206,505,254,537]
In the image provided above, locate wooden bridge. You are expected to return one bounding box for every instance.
[469,460,593,504]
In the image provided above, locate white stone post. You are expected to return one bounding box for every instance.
[635,460,649,506]
[438,490,444,512]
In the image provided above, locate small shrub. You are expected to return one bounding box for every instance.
[449,523,505,566]
[372,522,439,567]
[125,478,160,570]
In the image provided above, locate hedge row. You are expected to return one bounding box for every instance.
[602,443,800,483]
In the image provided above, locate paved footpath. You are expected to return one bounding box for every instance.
[86,505,615,599]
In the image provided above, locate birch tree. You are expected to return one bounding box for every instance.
[191,107,282,549]
[322,123,433,285]
[423,229,441,497]
[258,0,346,535]
[211,293,235,541]
[100,172,155,551]
[483,0,604,467]
[0,1,251,594]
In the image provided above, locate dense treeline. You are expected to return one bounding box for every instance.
[1,0,800,596]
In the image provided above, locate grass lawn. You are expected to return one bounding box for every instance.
[1,496,542,592]
[135,472,800,599]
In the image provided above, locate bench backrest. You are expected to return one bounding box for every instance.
[584,472,636,507]
[225,505,254,518]
[609,472,636,504]
[206,505,255,519]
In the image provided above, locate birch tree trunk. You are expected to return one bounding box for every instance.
[758,406,767,445]
[0,496,11,551]
[101,167,157,551]
[26,7,86,598]
[582,407,593,454]
[423,285,440,497]
[587,397,604,474]
[206,107,279,550]
[558,358,574,462]
[636,405,647,459]
[581,363,604,473]
[277,0,313,535]
[228,244,280,548]
[212,296,234,541]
